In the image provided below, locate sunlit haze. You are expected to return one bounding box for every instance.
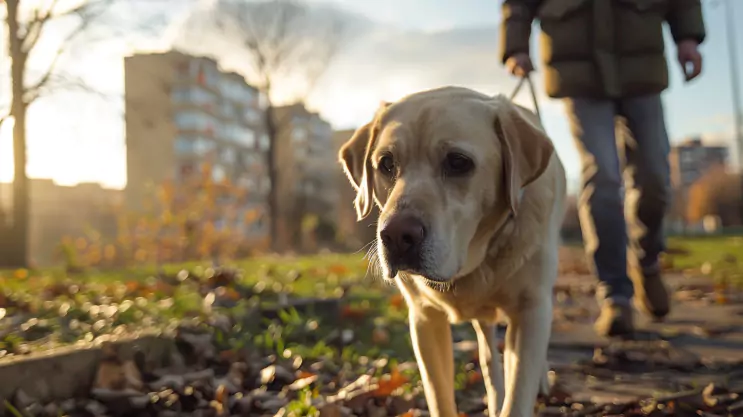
[0,0,740,192]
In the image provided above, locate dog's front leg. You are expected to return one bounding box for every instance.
[500,296,553,417]
[409,306,457,417]
[472,320,505,417]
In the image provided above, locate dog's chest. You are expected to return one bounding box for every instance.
[408,276,518,324]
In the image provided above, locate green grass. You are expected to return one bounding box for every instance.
[0,236,740,359]
[1,252,381,295]
[5,236,743,294]
[666,236,743,271]
[0,253,404,358]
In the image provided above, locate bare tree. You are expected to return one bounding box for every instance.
[687,164,742,226]
[1,0,172,267]
[182,0,347,252]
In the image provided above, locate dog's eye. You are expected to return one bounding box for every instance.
[443,153,474,176]
[378,155,396,176]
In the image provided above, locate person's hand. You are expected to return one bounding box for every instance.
[506,53,534,77]
[677,39,702,82]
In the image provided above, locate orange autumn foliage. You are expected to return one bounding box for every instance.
[340,305,369,320]
[59,165,268,268]
[328,264,350,275]
[389,294,405,309]
[467,370,483,385]
[373,368,409,397]
[297,370,315,380]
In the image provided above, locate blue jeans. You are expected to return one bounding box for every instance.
[565,94,671,304]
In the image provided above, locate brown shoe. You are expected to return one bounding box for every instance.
[594,300,634,337]
[629,268,670,320]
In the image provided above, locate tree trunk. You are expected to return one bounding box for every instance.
[5,0,30,268]
[264,101,280,252]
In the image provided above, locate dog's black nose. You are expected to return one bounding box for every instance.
[380,214,426,263]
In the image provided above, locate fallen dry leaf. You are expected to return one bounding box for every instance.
[373,368,409,397]
[372,327,390,345]
[466,370,483,386]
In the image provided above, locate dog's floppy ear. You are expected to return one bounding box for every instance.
[339,123,371,192]
[492,96,554,214]
[339,102,390,220]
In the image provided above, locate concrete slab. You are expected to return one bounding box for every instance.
[0,332,175,410]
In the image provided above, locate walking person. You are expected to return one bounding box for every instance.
[499,0,705,337]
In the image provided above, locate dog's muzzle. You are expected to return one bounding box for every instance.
[379,213,427,278]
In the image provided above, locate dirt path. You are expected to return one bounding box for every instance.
[540,273,743,411]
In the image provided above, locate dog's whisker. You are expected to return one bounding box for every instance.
[354,240,376,256]
[363,241,385,283]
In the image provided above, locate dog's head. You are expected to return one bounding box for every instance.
[339,87,554,286]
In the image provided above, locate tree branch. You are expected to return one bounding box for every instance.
[0,113,9,130]
[21,0,62,53]
[22,1,116,104]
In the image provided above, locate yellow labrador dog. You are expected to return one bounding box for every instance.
[339,86,566,417]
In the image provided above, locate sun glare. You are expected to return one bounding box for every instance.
[0,117,14,183]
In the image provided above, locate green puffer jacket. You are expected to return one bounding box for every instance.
[499,0,706,99]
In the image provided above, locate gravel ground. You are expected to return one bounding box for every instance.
[2,265,743,416]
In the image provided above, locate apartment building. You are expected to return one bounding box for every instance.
[124,51,269,240]
[274,103,338,249]
[667,137,730,229]
[670,137,729,189]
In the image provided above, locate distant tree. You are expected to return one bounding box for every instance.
[686,165,742,226]
[178,0,347,252]
[1,0,170,267]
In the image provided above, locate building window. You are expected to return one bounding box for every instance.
[195,138,215,155]
[171,88,189,102]
[175,111,216,132]
[243,87,256,103]
[291,128,307,143]
[235,127,256,147]
[175,136,194,154]
[193,60,219,88]
[244,107,261,125]
[172,86,215,105]
[220,101,231,118]
[237,175,255,189]
[680,151,694,164]
[258,133,270,150]
[242,152,260,167]
[312,120,331,138]
[219,123,249,144]
[220,147,236,164]
[682,171,697,185]
[218,77,254,103]
[175,135,215,156]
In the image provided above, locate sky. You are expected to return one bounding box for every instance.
[0,0,741,194]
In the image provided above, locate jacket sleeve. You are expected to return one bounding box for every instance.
[499,0,541,64]
[666,0,706,44]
